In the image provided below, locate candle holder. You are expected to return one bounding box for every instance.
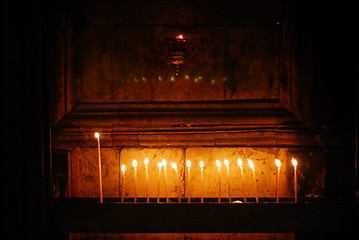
[248,159,258,203]
[292,158,298,203]
[224,159,231,203]
[162,159,169,203]
[157,162,162,203]
[132,160,138,203]
[144,157,149,203]
[216,160,221,203]
[171,162,181,203]
[121,164,126,203]
[238,158,246,203]
[186,160,191,203]
[166,34,187,76]
[275,159,281,203]
[94,132,103,203]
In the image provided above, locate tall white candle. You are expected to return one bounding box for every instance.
[157,162,162,203]
[200,161,204,203]
[94,132,103,203]
[171,162,180,202]
[292,158,298,203]
[275,159,281,203]
[224,159,231,203]
[248,159,258,203]
[132,159,138,203]
[144,157,149,203]
[162,159,168,203]
[121,164,126,203]
[216,160,221,203]
[238,158,246,203]
[186,160,191,203]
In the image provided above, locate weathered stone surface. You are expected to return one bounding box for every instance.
[68,26,279,103]
[70,147,290,199]
[72,148,120,198]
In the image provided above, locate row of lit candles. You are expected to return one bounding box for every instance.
[120,157,298,203]
[95,132,298,204]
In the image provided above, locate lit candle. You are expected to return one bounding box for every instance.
[94,132,103,203]
[162,159,168,203]
[248,159,258,203]
[216,160,221,203]
[200,161,204,203]
[238,158,246,203]
[132,159,138,203]
[186,160,191,203]
[157,162,162,203]
[224,159,231,203]
[121,164,126,203]
[171,162,180,203]
[144,157,149,203]
[292,158,298,203]
[275,159,281,203]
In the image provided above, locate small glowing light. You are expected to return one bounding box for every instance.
[157,162,162,168]
[134,78,138,83]
[158,76,162,81]
[186,160,191,168]
[194,77,198,83]
[211,79,215,84]
[185,75,189,80]
[171,162,177,169]
[275,159,281,168]
[132,159,137,168]
[238,158,243,167]
[162,159,167,167]
[292,158,297,168]
[200,161,204,168]
[177,34,184,39]
[248,159,255,170]
[142,76,146,82]
[170,76,175,82]
[198,75,203,80]
[216,160,221,169]
[224,159,229,167]
[121,164,126,173]
[94,132,100,139]
[144,157,149,166]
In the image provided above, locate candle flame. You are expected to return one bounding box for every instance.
[275,159,281,168]
[144,157,149,166]
[238,158,243,167]
[162,159,167,167]
[248,159,255,170]
[94,132,100,139]
[200,161,204,168]
[224,159,229,167]
[177,34,184,39]
[292,158,297,168]
[216,160,221,168]
[171,162,177,170]
[157,162,162,168]
[121,164,126,173]
[132,159,137,168]
[186,160,191,168]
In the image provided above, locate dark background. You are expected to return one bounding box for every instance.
[2,0,358,239]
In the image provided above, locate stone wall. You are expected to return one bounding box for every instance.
[68,147,292,199]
